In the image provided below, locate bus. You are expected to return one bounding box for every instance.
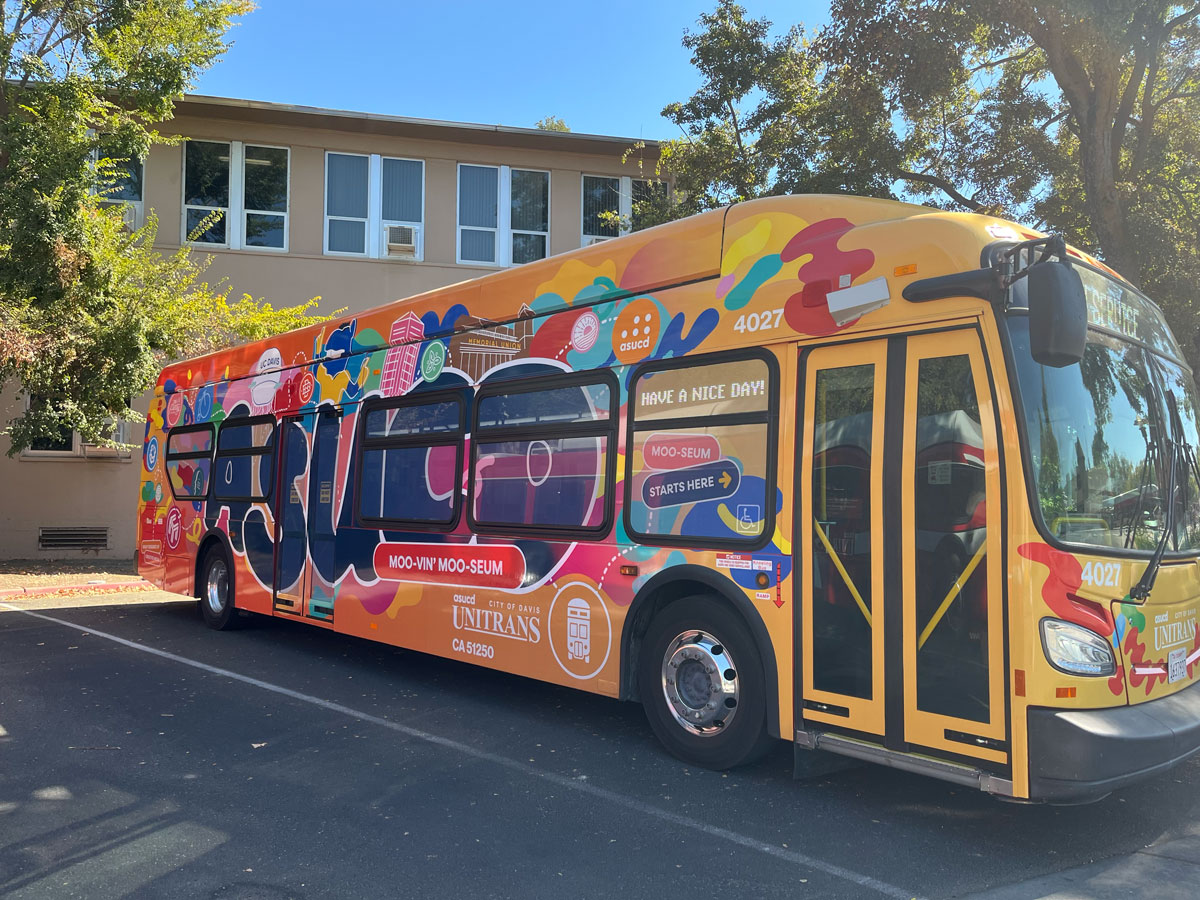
[137,194,1200,802]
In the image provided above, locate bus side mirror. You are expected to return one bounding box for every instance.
[1028,261,1087,368]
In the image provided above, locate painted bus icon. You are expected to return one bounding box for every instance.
[566,597,591,663]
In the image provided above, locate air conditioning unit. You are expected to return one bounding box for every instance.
[121,204,140,231]
[385,224,419,258]
[584,236,610,247]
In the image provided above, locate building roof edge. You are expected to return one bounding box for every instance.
[176,93,661,156]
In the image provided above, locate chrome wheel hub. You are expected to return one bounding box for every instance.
[661,630,740,736]
[205,558,229,616]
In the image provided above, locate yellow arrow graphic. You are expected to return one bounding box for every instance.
[719,471,732,489]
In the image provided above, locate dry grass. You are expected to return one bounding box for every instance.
[0,559,140,591]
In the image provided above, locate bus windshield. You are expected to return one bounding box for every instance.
[1009,317,1200,552]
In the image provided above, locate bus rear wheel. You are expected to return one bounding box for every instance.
[639,596,773,770]
[199,546,239,631]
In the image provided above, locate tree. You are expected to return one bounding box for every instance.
[534,115,570,132]
[1,1,332,454]
[655,2,1200,362]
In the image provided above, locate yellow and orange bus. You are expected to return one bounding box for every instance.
[137,194,1200,802]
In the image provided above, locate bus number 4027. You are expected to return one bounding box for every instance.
[733,309,784,333]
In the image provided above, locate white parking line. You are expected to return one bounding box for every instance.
[2,603,923,899]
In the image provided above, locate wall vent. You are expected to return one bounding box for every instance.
[38,526,109,551]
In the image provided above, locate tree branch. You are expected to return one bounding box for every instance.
[896,169,984,210]
[1041,107,1073,130]
[1153,71,1200,110]
[1133,38,1161,175]
[967,45,1037,74]
[1112,37,1148,158]
[32,0,69,60]
[17,0,71,87]
[1155,90,1200,106]
[1164,6,1200,33]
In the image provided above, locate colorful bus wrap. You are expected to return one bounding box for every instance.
[138,194,1200,802]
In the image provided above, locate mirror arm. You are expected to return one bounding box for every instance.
[902,268,1004,305]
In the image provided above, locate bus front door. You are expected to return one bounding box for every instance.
[799,330,1008,772]
[274,408,340,622]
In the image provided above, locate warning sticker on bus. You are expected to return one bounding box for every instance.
[715,553,772,572]
[373,543,526,589]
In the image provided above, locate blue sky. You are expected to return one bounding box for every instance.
[193,1,830,140]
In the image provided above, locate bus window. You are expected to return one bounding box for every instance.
[358,393,464,527]
[470,374,615,534]
[214,416,276,502]
[165,424,214,499]
[626,352,776,545]
[913,354,990,724]
[811,364,876,701]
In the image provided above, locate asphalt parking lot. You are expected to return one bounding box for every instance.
[2,595,1199,899]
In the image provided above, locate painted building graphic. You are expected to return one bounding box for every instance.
[380,312,426,396]
[449,305,535,381]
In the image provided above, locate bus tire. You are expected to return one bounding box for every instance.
[639,595,773,770]
[198,546,239,631]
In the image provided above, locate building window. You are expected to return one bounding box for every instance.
[27,396,76,455]
[183,140,290,251]
[632,178,668,231]
[21,395,133,460]
[582,175,666,244]
[582,175,620,243]
[324,152,425,259]
[184,140,230,244]
[243,145,289,249]
[94,141,145,229]
[457,164,549,266]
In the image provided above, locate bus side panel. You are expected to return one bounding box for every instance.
[316,295,795,704]
[149,244,800,702]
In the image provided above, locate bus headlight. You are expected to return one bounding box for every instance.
[1040,618,1116,677]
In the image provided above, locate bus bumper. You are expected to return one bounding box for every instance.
[1027,677,1200,802]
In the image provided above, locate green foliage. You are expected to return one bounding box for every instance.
[534,115,570,132]
[1,1,333,454]
[657,2,1200,367]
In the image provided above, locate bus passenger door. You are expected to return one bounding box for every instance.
[799,341,888,739]
[798,329,1008,770]
[274,407,340,621]
[274,413,313,613]
[900,330,1006,766]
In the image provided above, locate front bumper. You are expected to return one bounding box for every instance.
[1027,676,1200,801]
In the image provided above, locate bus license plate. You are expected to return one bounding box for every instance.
[1169,648,1186,684]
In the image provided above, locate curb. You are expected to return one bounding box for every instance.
[0,580,154,600]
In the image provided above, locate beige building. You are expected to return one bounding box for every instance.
[0,94,660,559]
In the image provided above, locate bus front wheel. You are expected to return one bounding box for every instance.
[199,547,239,631]
[639,596,773,769]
